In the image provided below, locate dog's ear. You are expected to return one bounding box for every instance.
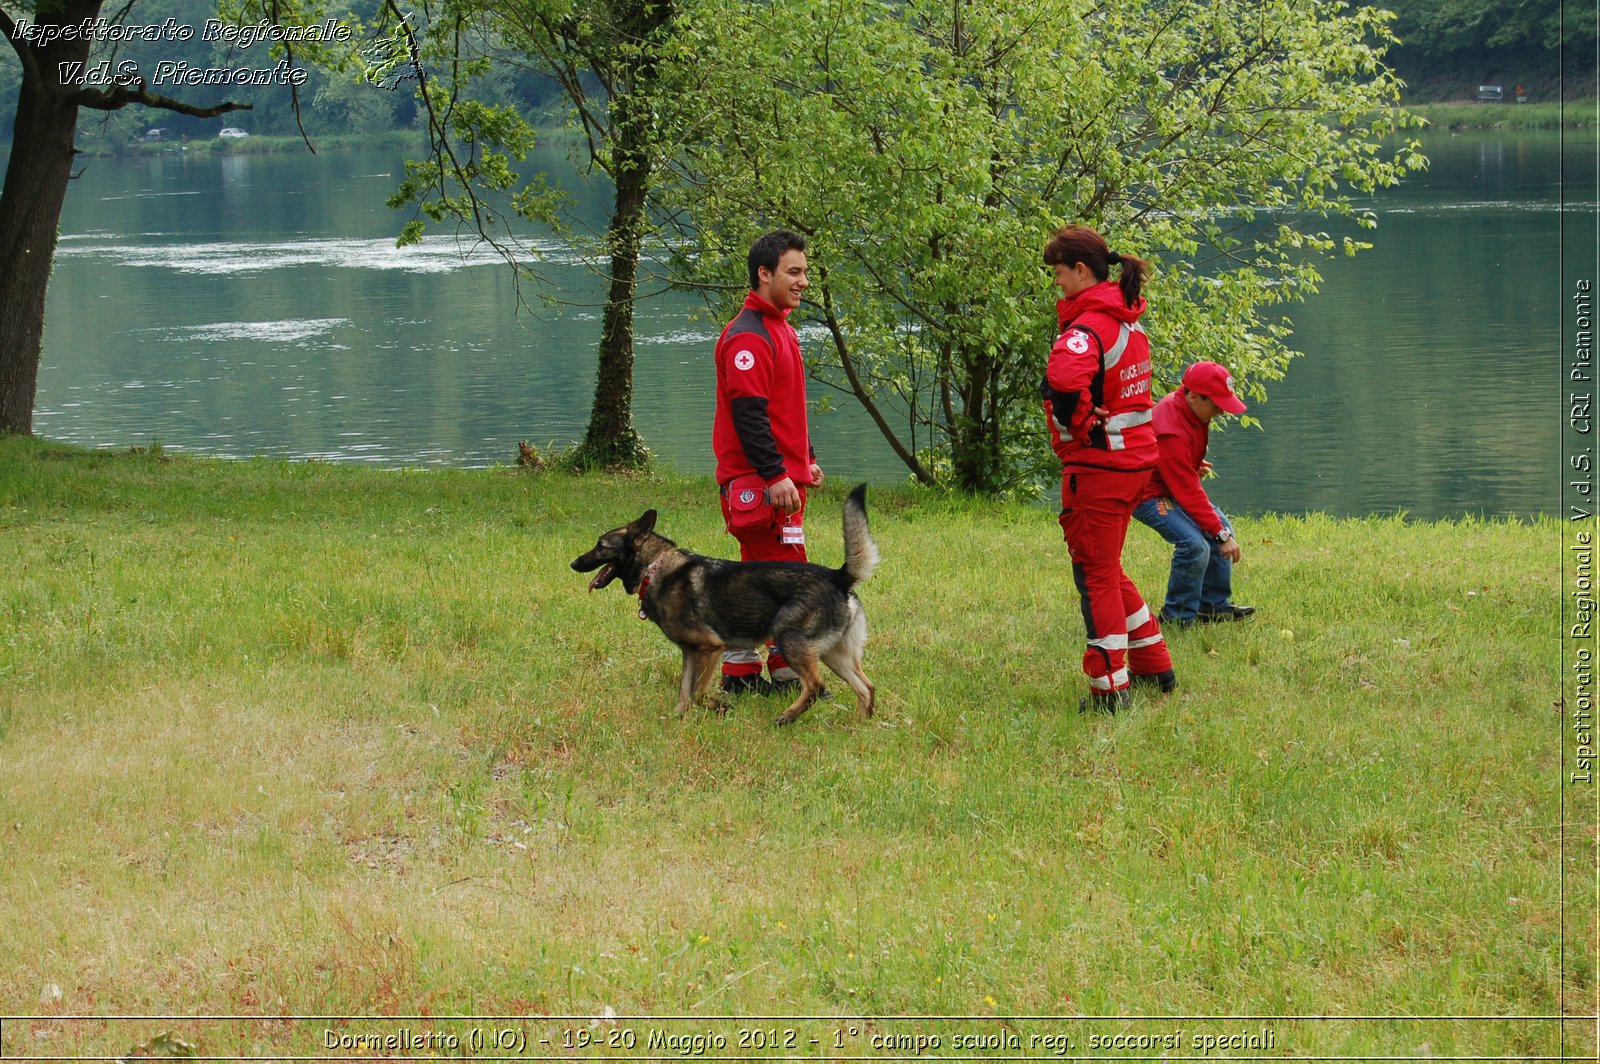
[630,509,657,536]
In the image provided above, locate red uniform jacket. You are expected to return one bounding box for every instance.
[1043,281,1158,474]
[1139,387,1225,537]
[713,292,813,487]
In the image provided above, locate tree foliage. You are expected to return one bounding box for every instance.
[0,0,575,145]
[663,0,1424,494]
[1384,0,1591,61]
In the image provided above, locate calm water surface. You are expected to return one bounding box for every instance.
[30,132,1595,519]
[1206,132,1589,521]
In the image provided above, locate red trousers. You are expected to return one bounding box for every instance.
[719,486,807,679]
[1059,469,1172,693]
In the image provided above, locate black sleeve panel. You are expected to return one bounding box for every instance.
[1050,390,1081,431]
[729,393,784,476]
[730,396,786,481]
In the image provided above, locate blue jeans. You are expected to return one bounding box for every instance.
[1132,497,1234,623]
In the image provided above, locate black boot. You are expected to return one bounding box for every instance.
[721,674,775,696]
[1079,688,1133,714]
[1196,604,1255,623]
[1131,669,1178,693]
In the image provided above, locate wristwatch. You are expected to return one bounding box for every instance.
[1215,528,1234,543]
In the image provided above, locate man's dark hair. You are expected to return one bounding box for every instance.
[748,229,807,291]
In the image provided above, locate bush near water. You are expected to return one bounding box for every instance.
[0,438,1580,1059]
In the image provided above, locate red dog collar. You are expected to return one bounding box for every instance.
[637,556,666,620]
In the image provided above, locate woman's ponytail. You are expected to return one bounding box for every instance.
[1110,250,1150,308]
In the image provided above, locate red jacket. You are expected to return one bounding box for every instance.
[1043,281,1157,474]
[1140,387,1225,537]
[713,292,814,487]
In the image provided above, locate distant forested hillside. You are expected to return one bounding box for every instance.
[1384,0,1596,101]
[0,0,1593,149]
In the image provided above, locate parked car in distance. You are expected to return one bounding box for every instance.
[218,127,251,138]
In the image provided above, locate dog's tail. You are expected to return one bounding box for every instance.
[837,483,880,589]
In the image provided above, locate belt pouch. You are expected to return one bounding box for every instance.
[724,474,774,532]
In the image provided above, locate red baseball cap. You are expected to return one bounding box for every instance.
[1182,361,1247,414]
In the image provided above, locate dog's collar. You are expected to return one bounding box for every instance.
[637,556,667,620]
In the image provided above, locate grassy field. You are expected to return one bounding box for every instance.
[0,437,1585,1060]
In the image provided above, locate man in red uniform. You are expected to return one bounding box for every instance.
[712,230,824,694]
[1042,225,1175,712]
[1133,361,1256,626]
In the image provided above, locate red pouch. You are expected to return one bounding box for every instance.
[724,474,775,532]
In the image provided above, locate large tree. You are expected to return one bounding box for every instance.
[665,0,1425,493]
[0,1,253,436]
[386,0,679,470]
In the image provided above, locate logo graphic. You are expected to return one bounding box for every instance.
[738,488,758,505]
[360,12,420,91]
[1065,332,1090,355]
[733,350,756,371]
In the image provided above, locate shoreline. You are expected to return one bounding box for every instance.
[8,101,1592,161]
[1400,100,1593,132]
[5,435,1557,526]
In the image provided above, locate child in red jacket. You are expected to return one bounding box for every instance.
[1133,361,1257,626]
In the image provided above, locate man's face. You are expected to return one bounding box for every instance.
[759,249,809,312]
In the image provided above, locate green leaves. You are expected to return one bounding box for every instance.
[664,0,1424,493]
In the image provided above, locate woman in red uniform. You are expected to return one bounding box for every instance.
[1041,225,1175,711]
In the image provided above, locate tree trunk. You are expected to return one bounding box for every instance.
[0,16,93,436]
[576,142,649,469]
[952,348,1001,493]
[573,0,673,471]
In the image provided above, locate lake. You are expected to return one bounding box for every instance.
[30,130,1595,519]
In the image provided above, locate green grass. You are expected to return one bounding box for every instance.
[1402,101,1590,131]
[0,437,1584,1059]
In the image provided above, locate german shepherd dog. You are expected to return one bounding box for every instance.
[571,485,880,725]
